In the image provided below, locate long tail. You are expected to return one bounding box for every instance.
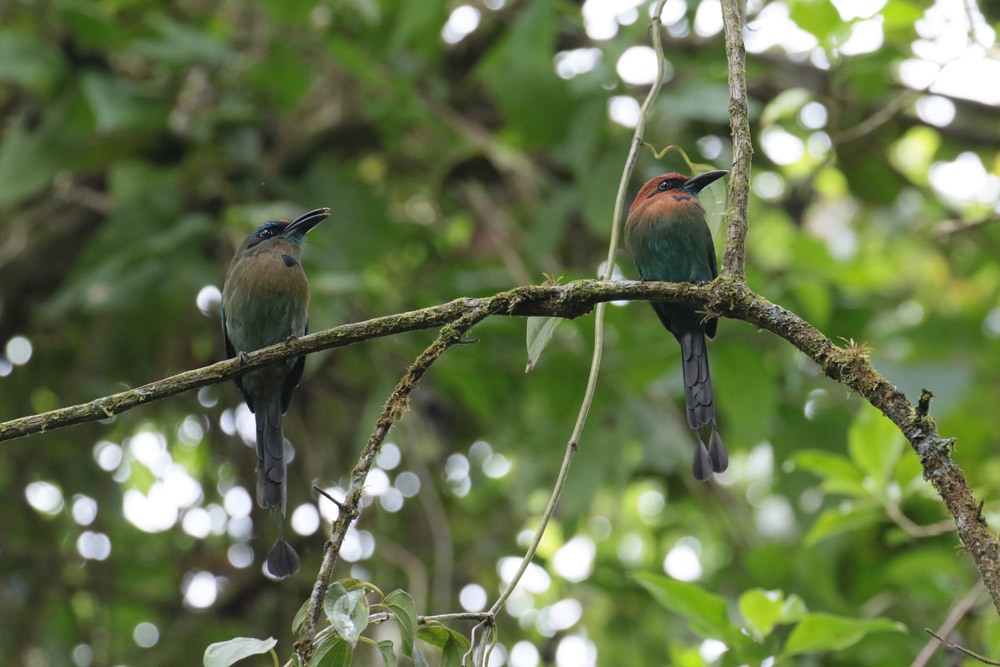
[255,395,287,514]
[255,396,300,577]
[678,327,728,480]
[679,328,714,430]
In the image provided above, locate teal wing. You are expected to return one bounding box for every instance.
[222,305,253,411]
[280,318,307,414]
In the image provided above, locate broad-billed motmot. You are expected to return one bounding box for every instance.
[222,207,330,577]
[624,171,729,481]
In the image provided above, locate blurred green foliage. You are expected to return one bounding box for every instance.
[2,0,1000,665]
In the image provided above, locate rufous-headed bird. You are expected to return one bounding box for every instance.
[624,171,729,481]
[222,207,330,578]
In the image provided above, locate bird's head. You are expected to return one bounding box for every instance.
[239,207,331,251]
[630,171,728,215]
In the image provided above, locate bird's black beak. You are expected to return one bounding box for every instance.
[283,208,331,238]
[683,170,729,194]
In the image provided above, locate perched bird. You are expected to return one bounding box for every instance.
[624,171,729,481]
[222,207,330,577]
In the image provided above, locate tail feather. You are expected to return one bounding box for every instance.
[708,428,728,474]
[255,395,287,514]
[692,436,713,482]
[678,329,715,429]
[267,537,301,579]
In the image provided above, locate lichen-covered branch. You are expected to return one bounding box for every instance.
[0,281,702,444]
[293,309,490,664]
[720,0,753,280]
[4,276,998,614]
[712,279,1000,614]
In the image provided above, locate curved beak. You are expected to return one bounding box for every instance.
[283,208,331,237]
[683,170,729,194]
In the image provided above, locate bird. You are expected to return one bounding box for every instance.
[624,171,729,481]
[221,207,330,577]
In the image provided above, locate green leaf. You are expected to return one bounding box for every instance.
[793,450,866,496]
[292,598,311,634]
[413,646,431,667]
[80,71,162,132]
[633,573,734,641]
[390,0,447,49]
[787,0,843,44]
[0,30,64,91]
[804,506,881,546]
[132,13,229,65]
[376,640,397,667]
[440,635,463,667]
[310,638,353,667]
[712,343,777,449]
[323,583,369,646]
[203,637,277,667]
[738,589,784,640]
[384,590,418,657]
[760,88,812,126]
[780,594,808,623]
[417,626,471,651]
[783,613,905,656]
[0,111,77,209]
[526,316,562,372]
[848,403,905,491]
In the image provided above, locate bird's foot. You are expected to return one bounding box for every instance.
[238,351,250,365]
[284,334,298,343]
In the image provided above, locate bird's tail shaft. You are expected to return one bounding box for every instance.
[266,508,300,578]
[255,395,287,514]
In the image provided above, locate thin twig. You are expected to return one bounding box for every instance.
[885,502,954,539]
[912,581,985,667]
[293,309,490,664]
[368,611,493,625]
[924,627,1000,665]
[312,485,343,509]
[482,0,673,634]
[834,90,919,145]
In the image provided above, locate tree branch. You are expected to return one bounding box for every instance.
[293,309,490,664]
[720,0,753,280]
[6,269,999,619]
[0,280,705,444]
[479,1,672,648]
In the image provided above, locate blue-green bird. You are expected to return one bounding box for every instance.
[624,171,729,481]
[222,207,330,577]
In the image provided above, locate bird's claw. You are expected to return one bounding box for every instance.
[238,351,250,365]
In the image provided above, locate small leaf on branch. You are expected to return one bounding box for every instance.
[323,583,369,646]
[309,638,353,667]
[203,637,277,667]
[782,613,904,656]
[439,635,463,667]
[384,589,418,657]
[526,316,562,372]
[417,625,471,650]
[375,639,397,667]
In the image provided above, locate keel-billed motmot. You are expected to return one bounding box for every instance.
[222,207,330,577]
[624,171,729,481]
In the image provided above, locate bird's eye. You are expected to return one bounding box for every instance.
[658,180,671,190]
[259,228,274,239]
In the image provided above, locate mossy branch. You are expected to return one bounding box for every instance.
[5,274,998,614]
[0,280,701,444]
[293,309,490,664]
